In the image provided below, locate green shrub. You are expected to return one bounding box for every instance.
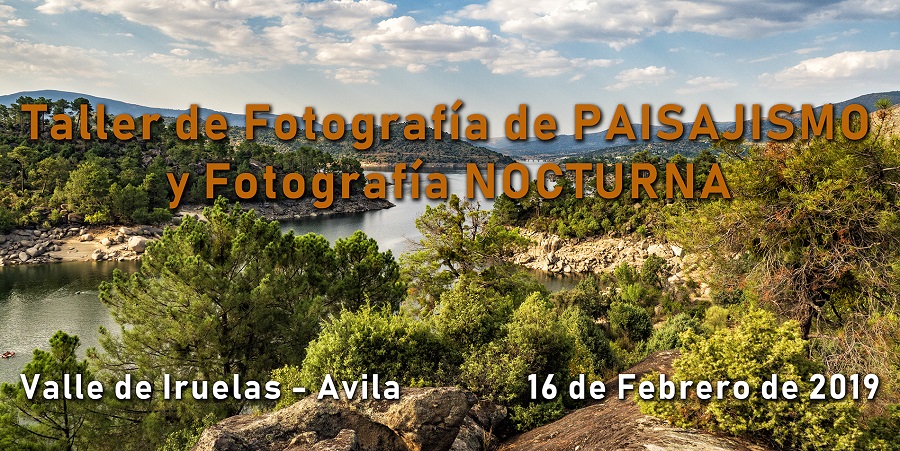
[460,293,574,404]
[433,274,514,351]
[84,209,111,224]
[0,206,14,233]
[638,309,863,450]
[132,207,173,225]
[561,306,616,379]
[860,404,900,450]
[299,305,451,390]
[551,274,613,319]
[509,400,565,432]
[608,301,652,342]
[703,305,730,332]
[159,413,219,451]
[640,254,666,287]
[109,183,149,223]
[642,313,701,353]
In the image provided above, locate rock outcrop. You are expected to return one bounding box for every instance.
[513,230,695,275]
[512,230,709,294]
[193,387,485,451]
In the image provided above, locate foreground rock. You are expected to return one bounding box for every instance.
[193,387,488,451]
[498,351,772,451]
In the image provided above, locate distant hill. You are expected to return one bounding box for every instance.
[483,91,900,159]
[0,90,513,166]
[230,122,515,168]
[0,89,311,129]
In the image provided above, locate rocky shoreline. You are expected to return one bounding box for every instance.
[204,194,395,222]
[512,230,706,290]
[0,225,159,266]
[0,195,394,266]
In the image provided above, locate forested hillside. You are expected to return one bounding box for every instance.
[0,95,365,231]
[231,121,515,167]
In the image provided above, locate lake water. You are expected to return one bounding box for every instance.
[0,164,580,382]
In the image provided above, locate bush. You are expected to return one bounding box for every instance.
[460,293,574,404]
[0,206,14,233]
[299,305,451,390]
[270,365,304,409]
[433,274,514,351]
[109,183,149,223]
[608,301,652,342]
[561,306,617,379]
[132,207,173,225]
[509,400,565,432]
[703,305,730,331]
[642,313,701,353]
[551,274,613,319]
[638,309,863,450]
[861,404,900,450]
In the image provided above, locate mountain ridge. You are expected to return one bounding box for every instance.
[482,90,900,157]
[0,89,309,129]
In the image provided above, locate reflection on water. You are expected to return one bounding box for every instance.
[0,261,137,382]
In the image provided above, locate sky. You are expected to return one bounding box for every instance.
[0,0,898,136]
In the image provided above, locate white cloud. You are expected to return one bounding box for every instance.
[458,0,894,48]
[768,49,900,85]
[313,16,605,78]
[606,65,675,90]
[406,63,426,73]
[794,47,822,55]
[675,76,737,94]
[25,0,734,83]
[0,34,108,78]
[37,0,309,59]
[459,0,675,49]
[0,2,25,27]
[298,0,395,30]
[487,40,618,77]
[143,53,263,75]
[331,67,378,84]
[361,16,499,63]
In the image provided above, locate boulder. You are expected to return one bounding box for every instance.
[25,246,43,257]
[647,243,670,258]
[450,403,506,451]
[670,244,684,257]
[18,252,29,262]
[371,387,476,451]
[128,236,149,253]
[100,237,111,247]
[194,387,477,451]
[67,213,84,223]
[79,233,94,242]
[90,249,105,261]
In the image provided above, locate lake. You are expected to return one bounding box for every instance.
[0,164,579,382]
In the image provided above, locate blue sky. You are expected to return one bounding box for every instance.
[0,0,898,135]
